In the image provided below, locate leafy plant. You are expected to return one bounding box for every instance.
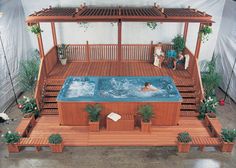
[2,131,21,144]
[221,128,236,142]
[30,24,43,36]
[172,35,185,54]
[19,50,39,93]
[138,105,154,122]
[18,96,39,116]
[198,96,218,120]
[199,25,212,42]
[201,57,221,97]
[147,22,158,30]
[177,131,192,143]
[57,44,69,59]
[48,134,63,144]
[85,104,103,122]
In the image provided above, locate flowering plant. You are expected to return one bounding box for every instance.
[2,131,21,144]
[18,96,39,116]
[198,96,218,119]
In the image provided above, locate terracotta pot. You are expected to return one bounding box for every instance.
[89,121,99,132]
[177,142,191,153]
[221,141,235,152]
[50,143,64,153]
[60,58,67,65]
[141,120,151,133]
[7,144,20,153]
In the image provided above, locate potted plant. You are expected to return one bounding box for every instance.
[138,105,154,132]
[48,134,63,153]
[198,96,218,120]
[85,104,103,132]
[2,131,21,153]
[172,35,185,54]
[220,128,236,152]
[57,44,69,65]
[18,96,39,118]
[177,131,192,153]
[30,24,43,36]
[199,25,212,42]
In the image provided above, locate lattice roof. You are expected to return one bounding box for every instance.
[27,5,213,24]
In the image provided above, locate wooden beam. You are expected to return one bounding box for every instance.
[118,20,122,62]
[183,22,189,43]
[51,22,57,46]
[195,23,203,59]
[37,23,45,59]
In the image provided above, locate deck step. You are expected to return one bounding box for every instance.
[44,97,57,103]
[177,87,195,92]
[41,109,59,115]
[43,103,58,109]
[46,79,64,86]
[44,92,58,97]
[180,111,199,117]
[175,79,194,87]
[45,85,62,91]
[181,92,196,98]
[182,98,196,104]
[181,105,197,110]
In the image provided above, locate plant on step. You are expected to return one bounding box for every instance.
[221,128,236,143]
[30,24,43,36]
[18,96,39,117]
[201,57,221,97]
[172,35,185,54]
[85,104,103,122]
[198,96,218,120]
[147,22,158,30]
[48,134,63,144]
[138,104,154,122]
[57,44,69,59]
[19,50,40,93]
[199,25,212,43]
[177,131,192,143]
[2,131,21,144]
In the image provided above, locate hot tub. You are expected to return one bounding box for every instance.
[57,76,182,126]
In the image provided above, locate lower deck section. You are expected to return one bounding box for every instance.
[29,116,210,146]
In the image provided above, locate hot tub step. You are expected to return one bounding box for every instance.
[181,93,196,98]
[182,98,196,104]
[180,111,199,117]
[41,109,58,115]
[46,79,64,86]
[43,103,58,109]
[44,92,58,97]
[45,86,62,91]
[181,105,197,110]
[44,97,57,103]
[177,86,195,92]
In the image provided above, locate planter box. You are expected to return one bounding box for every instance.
[221,141,235,152]
[141,120,151,133]
[89,121,99,132]
[177,142,191,153]
[7,144,20,153]
[50,143,64,153]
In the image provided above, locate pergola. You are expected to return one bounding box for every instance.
[26,3,213,61]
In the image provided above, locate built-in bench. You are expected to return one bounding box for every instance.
[204,115,222,137]
[106,114,134,131]
[191,136,221,151]
[15,116,36,137]
[18,137,49,152]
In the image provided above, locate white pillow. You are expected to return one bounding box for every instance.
[184,54,190,69]
[107,112,121,122]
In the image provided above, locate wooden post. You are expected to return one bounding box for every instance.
[150,41,153,62]
[118,19,122,62]
[195,23,203,59]
[183,22,189,44]
[37,23,45,59]
[51,22,57,46]
[86,41,90,62]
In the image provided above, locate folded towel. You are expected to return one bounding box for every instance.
[107,112,121,122]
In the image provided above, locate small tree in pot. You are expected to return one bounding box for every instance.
[220,128,236,152]
[85,104,103,132]
[57,44,69,65]
[2,131,21,153]
[48,134,63,153]
[177,131,192,153]
[138,105,154,132]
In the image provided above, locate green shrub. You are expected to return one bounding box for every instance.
[172,35,185,54]
[177,131,192,143]
[138,105,154,122]
[2,131,21,144]
[198,96,218,120]
[48,134,63,144]
[221,129,236,142]
[85,104,103,122]
[18,96,39,116]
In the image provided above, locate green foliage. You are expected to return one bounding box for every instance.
[172,35,185,54]
[30,24,43,36]
[18,96,39,116]
[177,131,192,143]
[147,22,158,30]
[201,57,221,97]
[19,51,39,92]
[199,25,212,42]
[57,44,69,59]
[2,131,21,144]
[48,134,63,144]
[138,105,154,122]
[198,96,218,120]
[85,104,103,122]
[221,128,236,142]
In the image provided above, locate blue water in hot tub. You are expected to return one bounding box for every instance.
[57,76,182,102]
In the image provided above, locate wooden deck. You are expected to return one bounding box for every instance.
[29,116,210,146]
